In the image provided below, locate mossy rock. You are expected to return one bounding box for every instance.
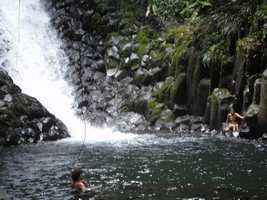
[154,75,186,108]
[148,99,165,115]
[150,49,165,63]
[133,68,151,86]
[147,99,166,124]
[135,26,157,56]
[153,76,175,107]
[124,53,140,70]
[136,30,149,55]
[154,108,175,130]
[207,88,234,129]
[105,57,120,71]
[246,104,262,138]
[121,42,134,57]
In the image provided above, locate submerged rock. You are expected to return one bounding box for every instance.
[0,69,70,146]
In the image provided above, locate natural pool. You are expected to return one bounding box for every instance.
[0,134,267,200]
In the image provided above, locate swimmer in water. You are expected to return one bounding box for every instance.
[71,168,87,193]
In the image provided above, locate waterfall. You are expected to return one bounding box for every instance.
[0,0,88,138]
[0,0,140,142]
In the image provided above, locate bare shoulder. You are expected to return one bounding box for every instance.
[76,182,85,187]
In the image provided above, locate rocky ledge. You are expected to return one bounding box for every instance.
[0,68,70,146]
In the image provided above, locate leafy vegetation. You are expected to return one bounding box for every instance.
[151,0,212,19]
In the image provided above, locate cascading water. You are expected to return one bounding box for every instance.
[0,0,84,137]
[0,0,138,142]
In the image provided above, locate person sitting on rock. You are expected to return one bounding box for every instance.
[71,168,87,193]
[225,109,244,132]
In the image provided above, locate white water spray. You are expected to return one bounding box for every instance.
[0,0,84,136]
[0,0,140,142]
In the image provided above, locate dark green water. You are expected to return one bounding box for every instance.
[0,134,266,200]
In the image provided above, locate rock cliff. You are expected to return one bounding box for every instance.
[44,0,267,138]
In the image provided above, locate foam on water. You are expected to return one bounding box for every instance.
[0,0,84,136]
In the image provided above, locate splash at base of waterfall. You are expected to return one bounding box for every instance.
[0,0,91,138]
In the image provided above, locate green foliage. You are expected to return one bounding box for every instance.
[236,34,263,57]
[253,3,267,39]
[165,24,193,77]
[136,30,149,55]
[202,43,227,67]
[151,0,212,19]
[135,26,158,56]
[148,99,165,115]
[153,77,176,107]
[255,3,267,19]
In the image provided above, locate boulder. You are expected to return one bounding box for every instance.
[110,112,149,132]
[258,69,267,132]
[205,88,235,129]
[173,104,188,116]
[154,109,175,131]
[0,69,70,146]
[107,46,120,60]
[124,53,140,69]
[244,104,261,138]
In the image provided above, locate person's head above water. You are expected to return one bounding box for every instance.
[71,168,83,182]
[71,168,87,192]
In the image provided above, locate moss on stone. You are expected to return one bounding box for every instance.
[150,49,164,62]
[153,77,175,107]
[136,30,149,56]
[148,99,165,115]
[208,88,232,128]
[147,98,167,124]
[135,26,158,56]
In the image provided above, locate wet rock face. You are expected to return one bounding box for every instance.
[43,0,267,138]
[258,69,267,132]
[43,0,215,134]
[43,0,154,131]
[0,69,70,146]
[205,88,235,129]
